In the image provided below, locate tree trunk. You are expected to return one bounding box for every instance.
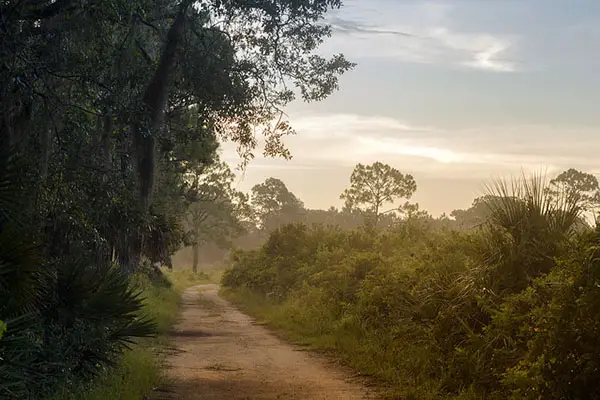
[135,0,191,210]
[116,233,141,275]
[192,242,199,274]
[373,202,380,229]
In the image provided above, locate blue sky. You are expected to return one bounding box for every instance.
[224,0,600,216]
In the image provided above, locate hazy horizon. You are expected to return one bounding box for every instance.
[223,0,600,216]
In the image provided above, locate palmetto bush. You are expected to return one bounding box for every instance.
[0,145,155,399]
[431,173,589,398]
[480,173,584,295]
[498,229,600,399]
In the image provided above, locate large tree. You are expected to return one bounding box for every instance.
[548,169,600,210]
[251,177,305,231]
[184,160,250,272]
[1,0,353,271]
[340,162,417,227]
[0,1,352,396]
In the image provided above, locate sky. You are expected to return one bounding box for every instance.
[222,0,600,216]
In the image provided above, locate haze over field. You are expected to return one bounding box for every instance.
[222,0,600,216]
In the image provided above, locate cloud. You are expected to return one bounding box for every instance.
[222,113,600,180]
[290,113,434,137]
[429,28,517,72]
[330,17,416,38]
[220,112,600,216]
[322,2,518,72]
[355,136,464,164]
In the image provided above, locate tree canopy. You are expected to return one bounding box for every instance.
[340,162,417,227]
[250,177,305,231]
[548,168,600,210]
[451,195,498,229]
[0,0,353,271]
[0,1,352,397]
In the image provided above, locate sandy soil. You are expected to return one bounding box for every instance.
[152,284,379,400]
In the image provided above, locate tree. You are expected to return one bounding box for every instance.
[401,202,430,220]
[340,162,417,227]
[184,160,249,273]
[251,178,305,231]
[1,0,353,273]
[450,195,500,229]
[0,1,353,396]
[548,169,600,210]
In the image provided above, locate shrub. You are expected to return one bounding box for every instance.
[222,174,596,398]
[0,150,156,399]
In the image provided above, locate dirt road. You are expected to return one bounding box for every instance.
[154,284,379,400]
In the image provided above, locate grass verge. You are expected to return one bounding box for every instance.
[220,288,319,346]
[52,268,214,400]
[220,287,430,399]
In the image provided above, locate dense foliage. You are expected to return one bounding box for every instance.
[5,1,598,398]
[0,0,349,397]
[223,174,600,399]
[0,149,155,398]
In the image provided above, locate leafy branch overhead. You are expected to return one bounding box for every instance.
[2,0,354,207]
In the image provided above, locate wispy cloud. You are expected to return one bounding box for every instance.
[323,2,518,72]
[429,28,517,72]
[330,17,416,38]
[223,113,600,178]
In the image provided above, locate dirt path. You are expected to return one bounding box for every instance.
[154,284,379,400]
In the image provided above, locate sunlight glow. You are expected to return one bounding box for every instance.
[356,137,464,164]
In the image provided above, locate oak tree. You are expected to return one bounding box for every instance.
[548,168,600,210]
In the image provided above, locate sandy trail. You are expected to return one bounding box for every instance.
[153,284,379,400]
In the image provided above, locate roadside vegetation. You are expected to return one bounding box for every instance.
[0,0,348,398]
[50,269,211,400]
[223,167,600,399]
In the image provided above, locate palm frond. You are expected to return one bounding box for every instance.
[480,171,585,293]
[484,172,584,239]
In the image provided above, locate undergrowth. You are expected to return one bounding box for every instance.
[52,268,212,400]
[222,176,600,399]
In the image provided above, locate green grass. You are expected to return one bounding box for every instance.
[52,268,214,400]
[220,288,446,400]
[52,347,161,400]
[220,288,323,345]
[164,268,214,293]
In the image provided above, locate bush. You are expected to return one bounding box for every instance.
[50,267,206,400]
[498,229,600,399]
[222,176,598,398]
[0,152,156,399]
[0,260,156,399]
